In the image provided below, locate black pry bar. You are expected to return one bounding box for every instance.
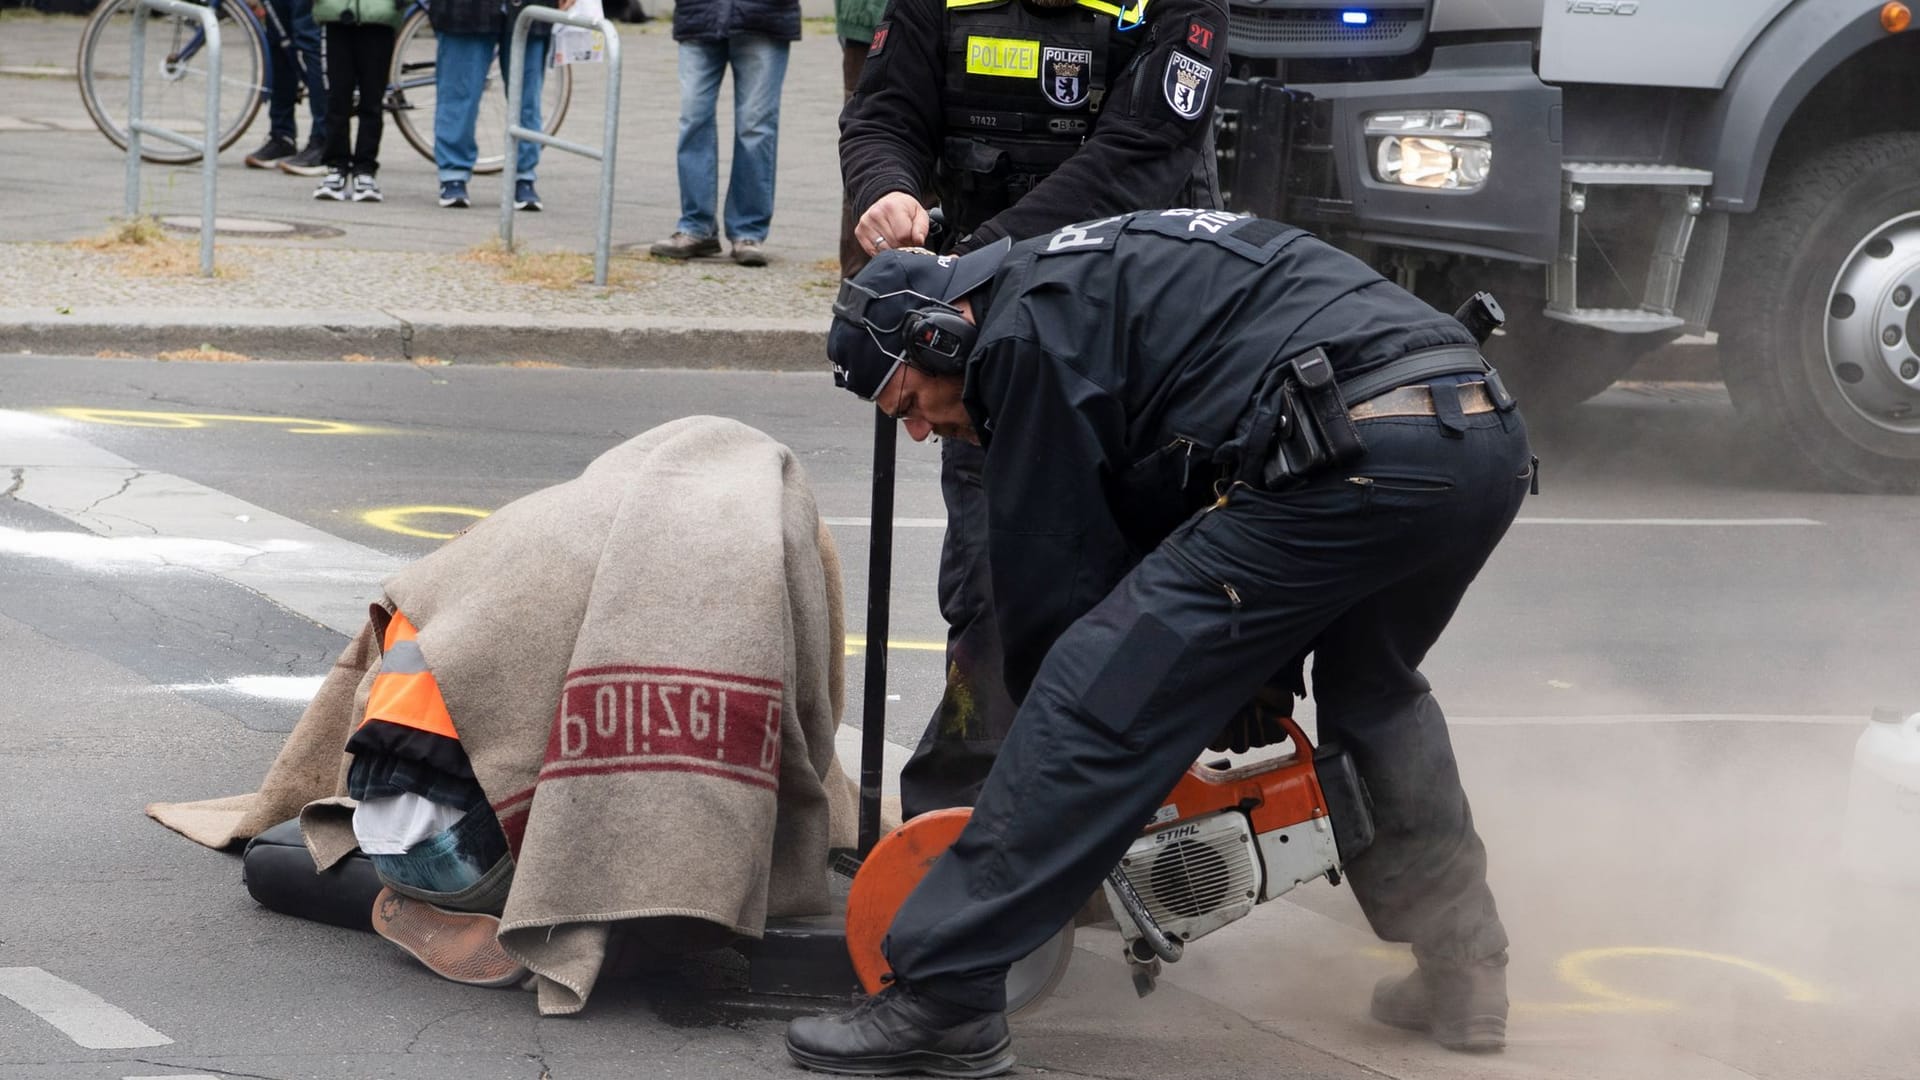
[857,412,898,857]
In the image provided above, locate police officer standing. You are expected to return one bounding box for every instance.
[841,0,1228,820]
[787,211,1534,1075]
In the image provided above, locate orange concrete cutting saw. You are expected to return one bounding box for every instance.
[844,715,1376,1009]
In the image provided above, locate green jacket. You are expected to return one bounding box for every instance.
[313,0,406,29]
[834,0,887,45]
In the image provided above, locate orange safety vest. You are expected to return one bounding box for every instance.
[358,611,460,742]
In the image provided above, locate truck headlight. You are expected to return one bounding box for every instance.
[1364,110,1492,191]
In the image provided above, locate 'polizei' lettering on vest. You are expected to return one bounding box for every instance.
[966,35,1042,78]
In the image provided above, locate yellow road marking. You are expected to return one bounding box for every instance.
[355,506,953,648]
[1358,944,1828,1015]
[361,506,488,540]
[844,635,947,654]
[1553,946,1829,1011]
[50,408,374,436]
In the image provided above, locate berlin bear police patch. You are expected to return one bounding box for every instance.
[1041,46,1093,109]
[1163,51,1211,119]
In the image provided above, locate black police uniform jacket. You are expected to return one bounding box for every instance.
[840,0,1226,252]
[960,210,1479,700]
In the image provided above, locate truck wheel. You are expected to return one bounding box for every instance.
[1720,132,1920,493]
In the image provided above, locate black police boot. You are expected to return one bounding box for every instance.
[1370,952,1508,1052]
[785,983,1014,1077]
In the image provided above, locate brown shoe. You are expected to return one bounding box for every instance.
[370,886,528,988]
[1370,953,1508,1052]
[730,238,768,267]
[648,231,721,259]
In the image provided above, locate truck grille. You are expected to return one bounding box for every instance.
[1228,7,1423,57]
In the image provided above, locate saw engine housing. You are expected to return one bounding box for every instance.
[1103,720,1375,970]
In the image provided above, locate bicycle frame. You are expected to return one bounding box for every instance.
[160,0,280,107]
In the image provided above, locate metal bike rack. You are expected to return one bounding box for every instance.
[500,7,621,286]
[124,0,221,277]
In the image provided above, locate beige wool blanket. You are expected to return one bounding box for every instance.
[149,416,858,1014]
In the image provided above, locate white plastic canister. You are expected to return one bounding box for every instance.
[1841,708,1920,885]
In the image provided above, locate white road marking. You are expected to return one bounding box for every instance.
[1449,713,1865,727]
[0,410,402,635]
[834,725,910,795]
[164,675,328,701]
[0,967,172,1049]
[1515,517,1823,526]
[823,517,947,529]
[825,516,1827,529]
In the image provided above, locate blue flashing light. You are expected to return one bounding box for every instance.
[1341,10,1369,24]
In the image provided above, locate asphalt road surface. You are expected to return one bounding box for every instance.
[1,354,1917,1080]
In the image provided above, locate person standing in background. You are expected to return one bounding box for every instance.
[243,0,329,174]
[646,0,799,268]
[311,0,405,202]
[832,0,887,279]
[432,0,568,212]
[837,0,1229,820]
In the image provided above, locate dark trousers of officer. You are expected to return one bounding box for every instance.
[885,404,1533,1012]
[899,437,1021,819]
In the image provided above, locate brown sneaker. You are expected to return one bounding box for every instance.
[730,238,768,267]
[1370,953,1508,1052]
[648,231,721,259]
[370,887,528,988]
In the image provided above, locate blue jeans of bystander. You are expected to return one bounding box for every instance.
[433,28,549,183]
[673,34,791,243]
[265,0,327,144]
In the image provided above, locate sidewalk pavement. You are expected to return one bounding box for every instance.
[0,13,850,366]
[0,14,1718,377]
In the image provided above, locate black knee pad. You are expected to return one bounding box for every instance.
[241,818,385,933]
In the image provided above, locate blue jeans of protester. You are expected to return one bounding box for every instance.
[433,28,548,183]
[673,34,790,243]
[368,798,516,915]
[264,0,327,144]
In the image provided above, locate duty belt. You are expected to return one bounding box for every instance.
[1348,381,1498,421]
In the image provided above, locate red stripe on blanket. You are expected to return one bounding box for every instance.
[537,758,780,792]
[543,668,786,782]
[564,664,784,691]
[494,799,530,857]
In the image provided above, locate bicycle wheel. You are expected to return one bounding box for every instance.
[388,9,573,176]
[78,0,267,165]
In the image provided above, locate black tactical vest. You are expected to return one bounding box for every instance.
[938,0,1150,233]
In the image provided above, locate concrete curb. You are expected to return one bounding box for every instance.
[0,307,833,369]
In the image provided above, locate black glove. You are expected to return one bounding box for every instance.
[1208,685,1296,754]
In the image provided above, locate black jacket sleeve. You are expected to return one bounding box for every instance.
[839,0,945,221]
[963,0,1229,250]
[970,338,1136,701]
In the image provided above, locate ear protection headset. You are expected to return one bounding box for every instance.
[834,278,979,379]
[901,306,977,377]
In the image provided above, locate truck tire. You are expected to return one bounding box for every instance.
[1719,132,1920,494]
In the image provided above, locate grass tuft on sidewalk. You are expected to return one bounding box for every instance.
[70,217,239,279]
[462,239,636,291]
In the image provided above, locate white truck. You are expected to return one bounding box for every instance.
[1215,0,1920,492]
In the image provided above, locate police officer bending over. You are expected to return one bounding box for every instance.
[842,0,1229,821]
[787,211,1535,1076]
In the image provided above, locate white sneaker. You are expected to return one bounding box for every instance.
[312,168,348,201]
[350,173,383,203]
